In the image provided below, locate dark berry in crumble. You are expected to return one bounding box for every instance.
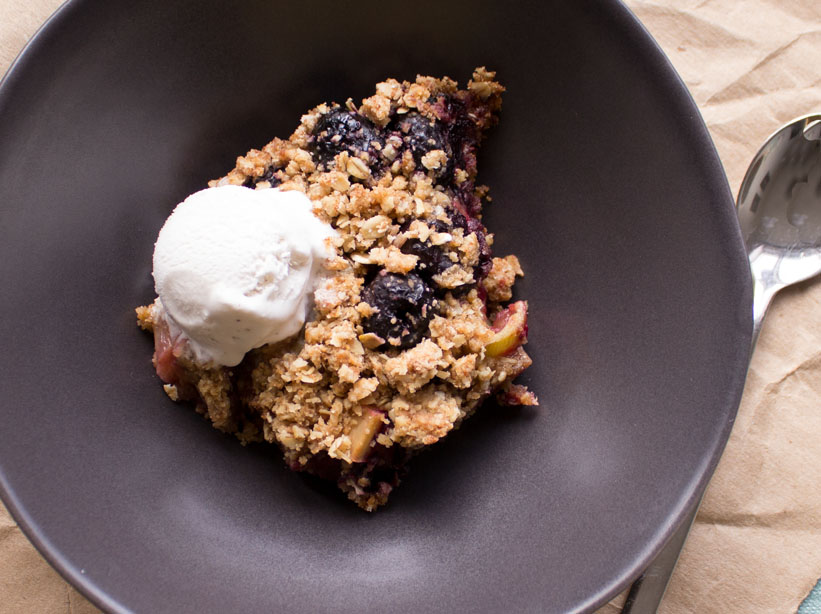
[398,219,454,282]
[442,208,492,282]
[391,112,451,181]
[467,217,493,281]
[432,94,482,178]
[243,165,282,189]
[361,271,435,349]
[400,239,454,280]
[310,107,384,169]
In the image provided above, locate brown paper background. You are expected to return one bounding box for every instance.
[1,1,819,612]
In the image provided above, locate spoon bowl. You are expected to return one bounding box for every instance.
[736,113,821,342]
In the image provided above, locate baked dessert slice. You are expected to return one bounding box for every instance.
[137,67,537,510]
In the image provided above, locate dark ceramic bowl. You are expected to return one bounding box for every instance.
[0,1,751,612]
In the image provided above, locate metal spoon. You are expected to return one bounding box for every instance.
[621,112,821,614]
[739,113,821,346]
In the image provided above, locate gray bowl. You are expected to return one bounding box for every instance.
[0,0,751,612]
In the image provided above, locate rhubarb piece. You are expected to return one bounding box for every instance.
[486,301,528,357]
[497,383,539,406]
[349,408,386,463]
[151,312,185,386]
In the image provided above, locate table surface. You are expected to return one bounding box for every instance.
[1,1,820,613]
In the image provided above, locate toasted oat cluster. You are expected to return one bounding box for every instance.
[137,68,537,510]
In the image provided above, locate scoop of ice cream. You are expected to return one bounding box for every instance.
[152,185,336,366]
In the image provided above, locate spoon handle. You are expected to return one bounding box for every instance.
[620,501,699,613]
[751,278,780,350]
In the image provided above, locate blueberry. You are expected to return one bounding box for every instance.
[466,217,493,281]
[400,239,453,279]
[397,219,455,283]
[395,113,446,159]
[436,95,477,163]
[243,165,281,189]
[442,207,492,282]
[392,112,451,180]
[428,93,490,186]
[361,272,435,349]
[352,443,410,494]
[454,182,482,218]
[310,107,383,168]
[447,208,468,231]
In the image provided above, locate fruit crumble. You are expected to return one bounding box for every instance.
[137,67,537,511]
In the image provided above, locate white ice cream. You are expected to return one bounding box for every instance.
[152,185,336,366]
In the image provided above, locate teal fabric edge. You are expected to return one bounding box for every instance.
[798,579,821,614]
